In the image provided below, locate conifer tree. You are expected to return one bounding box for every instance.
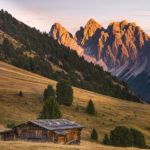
[40,96,61,119]
[56,79,73,106]
[19,91,23,97]
[43,85,55,101]
[102,134,110,145]
[86,99,96,115]
[130,128,146,148]
[91,128,98,140]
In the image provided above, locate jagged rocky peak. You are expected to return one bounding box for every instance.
[107,20,129,35]
[121,20,128,25]
[49,22,84,55]
[50,20,150,68]
[49,19,150,101]
[49,23,73,41]
[85,18,102,28]
[74,18,103,46]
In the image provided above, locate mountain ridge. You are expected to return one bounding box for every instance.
[0,10,142,103]
[49,19,150,101]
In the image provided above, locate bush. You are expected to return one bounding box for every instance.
[43,85,55,101]
[91,128,98,140]
[130,128,146,148]
[19,91,23,96]
[7,122,15,128]
[86,99,96,115]
[102,134,110,145]
[56,79,73,106]
[39,96,62,119]
[110,126,133,147]
[104,126,147,148]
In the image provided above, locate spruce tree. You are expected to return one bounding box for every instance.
[102,134,110,145]
[86,99,96,115]
[91,128,98,140]
[40,96,61,119]
[19,91,23,97]
[56,79,73,106]
[3,38,15,57]
[110,126,133,147]
[43,85,55,101]
[130,128,146,148]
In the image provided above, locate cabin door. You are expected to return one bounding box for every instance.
[58,135,66,144]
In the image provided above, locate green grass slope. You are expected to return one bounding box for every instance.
[0,61,150,150]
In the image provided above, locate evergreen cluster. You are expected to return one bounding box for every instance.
[91,128,98,140]
[56,80,73,106]
[102,126,146,148]
[0,10,142,103]
[40,80,73,119]
[86,99,96,115]
[43,85,55,101]
[40,96,61,119]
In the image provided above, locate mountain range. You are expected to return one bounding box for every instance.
[50,19,150,101]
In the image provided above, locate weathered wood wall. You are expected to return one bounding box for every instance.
[0,122,83,145]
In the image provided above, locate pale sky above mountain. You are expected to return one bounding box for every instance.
[1,0,150,35]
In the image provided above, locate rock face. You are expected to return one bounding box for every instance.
[49,23,84,56]
[49,19,150,101]
[74,19,149,69]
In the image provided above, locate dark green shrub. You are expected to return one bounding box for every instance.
[43,85,55,101]
[102,134,110,145]
[110,126,133,147]
[56,79,73,106]
[40,96,62,119]
[91,128,98,140]
[19,91,23,96]
[103,126,147,148]
[130,128,146,148]
[86,99,96,115]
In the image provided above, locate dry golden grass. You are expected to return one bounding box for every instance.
[0,141,146,150]
[0,61,150,149]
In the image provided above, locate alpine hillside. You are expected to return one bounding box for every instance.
[0,10,142,103]
[49,19,150,101]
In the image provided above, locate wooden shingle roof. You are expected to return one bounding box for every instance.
[29,119,85,130]
[14,119,85,131]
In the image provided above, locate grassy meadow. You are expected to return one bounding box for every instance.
[0,141,147,150]
[0,61,150,149]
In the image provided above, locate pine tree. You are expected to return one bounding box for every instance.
[102,134,110,145]
[56,79,73,106]
[110,126,133,147]
[43,85,55,101]
[3,38,15,57]
[91,128,98,140]
[86,99,96,115]
[40,96,62,119]
[130,128,146,148]
[19,91,23,97]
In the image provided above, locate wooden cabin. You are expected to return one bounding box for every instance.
[0,119,85,144]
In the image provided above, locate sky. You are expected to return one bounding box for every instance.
[1,0,150,35]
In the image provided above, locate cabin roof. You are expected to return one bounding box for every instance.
[0,129,14,134]
[14,119,85,131]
